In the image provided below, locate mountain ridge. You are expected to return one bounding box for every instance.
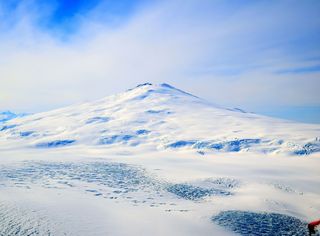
[0,83,319,156]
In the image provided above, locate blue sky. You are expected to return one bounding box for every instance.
[0,0,319,123]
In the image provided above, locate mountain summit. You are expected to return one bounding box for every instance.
[0,83,319,155]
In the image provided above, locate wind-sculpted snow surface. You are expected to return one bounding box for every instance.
[0,84,319,235]
[0,161,239,204]
[0,153,318,235]
[212,211,309,236]
[0,83,319,155]
[0,161,159,195]
[0,202,64,236]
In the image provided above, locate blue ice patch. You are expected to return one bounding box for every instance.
[212,211,308,235]
[100,135,134,145]
[0,111,17,123]
[167,140,196,148]
[223,139,261,152]
[86,116,109,124]
[0,161,156,193]
[146,109,171,114]
[136,129,150,135]
[20,131,34,137]
[146,110,162,114]
[167,184,231,200]
[35,140,75,148]
[167,139,261,152]
[294,141,320,155]
[0,124,17,131]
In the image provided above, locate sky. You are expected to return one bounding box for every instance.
[0,0,319,123]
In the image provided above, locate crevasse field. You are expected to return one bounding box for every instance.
[0,83,319,235]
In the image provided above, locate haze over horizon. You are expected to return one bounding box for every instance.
[0,0,319,123]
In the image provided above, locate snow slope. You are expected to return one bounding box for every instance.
[0,83,319,155]
[0,110,27,123]
[0,83,320,236]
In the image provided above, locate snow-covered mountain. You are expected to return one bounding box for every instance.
[1,83,320,236]
[0,83,319,155]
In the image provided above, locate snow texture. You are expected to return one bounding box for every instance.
[212,211,309,235]
[0,83,319,156]
[0,83,319,235]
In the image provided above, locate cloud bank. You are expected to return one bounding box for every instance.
[0,0,319,114]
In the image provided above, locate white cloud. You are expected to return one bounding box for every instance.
[0,0,319,112]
